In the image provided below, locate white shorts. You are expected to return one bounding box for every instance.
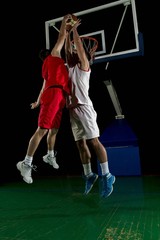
[69,104,100,141]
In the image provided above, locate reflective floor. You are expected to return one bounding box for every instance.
[0,175,160,240]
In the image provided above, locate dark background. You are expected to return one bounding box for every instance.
[2,0,155,183]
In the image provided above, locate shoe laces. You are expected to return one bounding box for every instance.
[48,151,57,158]
[24,163,37,172]
[47,151,57,161]
[31,165,37,171]
[101,175,108,189]
[54,151,57,157]
[82,172,94,180]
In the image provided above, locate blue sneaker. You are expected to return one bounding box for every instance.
[84,173,98,195]
[101,173,116,198]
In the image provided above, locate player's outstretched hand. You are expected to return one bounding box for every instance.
[30,101,39,109]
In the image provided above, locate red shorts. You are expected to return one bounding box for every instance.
[38,87,66,129]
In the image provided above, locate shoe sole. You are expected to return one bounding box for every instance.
[23,177,33,184]
[84,175,98,195]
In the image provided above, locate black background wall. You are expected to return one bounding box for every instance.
[2,0,155,183]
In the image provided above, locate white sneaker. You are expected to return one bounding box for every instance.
[43,152,59,169]
[16,161,34,184]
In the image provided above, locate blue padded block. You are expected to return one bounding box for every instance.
[98,118,141,176]
[98,145,141,176]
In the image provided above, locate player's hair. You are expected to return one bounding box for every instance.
[66,52,80,68]
[39,49,51,61]
[71,36,98,65]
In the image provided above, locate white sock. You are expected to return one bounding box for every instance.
[24,155,33,166]
[47,150,54,157]
[100,162,110,176]
[83,163,93,177]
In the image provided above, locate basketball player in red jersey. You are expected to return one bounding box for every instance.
[16,14,72,184]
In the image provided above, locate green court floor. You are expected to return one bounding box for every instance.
[0,176,160,240]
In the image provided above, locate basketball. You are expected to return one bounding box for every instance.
[66,14,78,31]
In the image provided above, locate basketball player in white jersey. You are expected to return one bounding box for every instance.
[65,17,115,198]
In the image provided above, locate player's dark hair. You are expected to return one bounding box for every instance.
[39,49,51,61]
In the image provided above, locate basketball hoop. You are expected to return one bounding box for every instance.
[71,36,98,64]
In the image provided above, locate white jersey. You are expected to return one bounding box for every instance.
[68,64,93,107]
[67,64,100,141]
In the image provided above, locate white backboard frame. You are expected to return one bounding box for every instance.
[45,0,143,63]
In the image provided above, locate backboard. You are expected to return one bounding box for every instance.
[45,0,143,64]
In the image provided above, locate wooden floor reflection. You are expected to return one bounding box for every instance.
[0,175,160,240]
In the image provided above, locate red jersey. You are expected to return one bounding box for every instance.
[42,55,70,94]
